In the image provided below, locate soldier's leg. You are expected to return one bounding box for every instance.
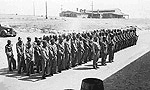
[57,56,62,73]
[7,56,12,71]
[50,60,53,76]
[22,56,26,73]
[60,56,63,72]
[74,53,78,66]
[108,50,114,63]
[11,57,16,70]
[64,54,67,69]
[45,60,50,75]
[93,55,97,69]
[66,54,69,69]
[18,56,23,74]
[101,53,107,65]
[36,58,40,73]
[53,57,57,74]
[67,54,71,69]
[26,59,30,76]
[84,50,88,63]
[62,56,66,70]
[35,55,39,73]
[71,53,75,67]
[17,55,20,69]
[78,52,82,65]
[17,59,22,74]
[30,61,34,74]
[41,59,46,79]
[76,51,79,66]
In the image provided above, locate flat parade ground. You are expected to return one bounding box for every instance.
[0,15,150,90]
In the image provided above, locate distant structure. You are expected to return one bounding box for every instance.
[59,8,129,19]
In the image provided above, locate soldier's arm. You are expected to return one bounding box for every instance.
[41,48,49,60]
[5,46,8,54]
[92,44,96,55]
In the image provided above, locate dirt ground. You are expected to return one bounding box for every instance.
[0,15,150,90]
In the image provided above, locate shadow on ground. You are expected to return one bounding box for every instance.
[73,61,111,70]
[104,50,150,90]
[0,58,113,82]
[0,68,44,82]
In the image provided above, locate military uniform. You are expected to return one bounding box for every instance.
[25,44,34,76]
[57,38,64,73]
[16,38,26,74]
[76,37,84,65]
[64,39,71,69]
[107,34,114,63]
[41,41,49,79]
[5,40,16,71]
[82,38,90,64]
[71,38,77,67]
[92,37,101,69]
[47,44,54,76]
[33,40,42,73]
[100,37,107,66]
[50,41,57,74]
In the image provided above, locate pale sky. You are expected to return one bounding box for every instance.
[0,0,150,18]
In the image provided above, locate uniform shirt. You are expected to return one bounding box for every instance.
[64,40,71,54]
[34,44,42,56]
[51,43,57,56]
[5,44,13,57]
[92,41,100,54]
[100,41,107,54]
[25,41,33,52]
[57,43,64,56]
[16,42,24,56]
[25,48,33,60]
[41,47,49,61]
[71,40,77,53]
[77,40,84,52]
[47,44,55,59]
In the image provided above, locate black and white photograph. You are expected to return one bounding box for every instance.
[0,0,149,90]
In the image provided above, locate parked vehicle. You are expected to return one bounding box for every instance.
[0,25,17,37]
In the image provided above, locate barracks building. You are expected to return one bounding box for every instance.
[59,8,129,19]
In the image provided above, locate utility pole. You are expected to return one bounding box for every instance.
[33,1,35,16]
[45,1,48,19]
[91,1,93,18]
[61,5,63,12]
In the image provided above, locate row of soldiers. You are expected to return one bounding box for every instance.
[5,27,138,79]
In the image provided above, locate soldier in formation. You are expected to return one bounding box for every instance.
[5,40,16,71]
[5,26,138,79]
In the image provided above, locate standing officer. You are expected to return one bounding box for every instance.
[100,36,107,66]
[5,40,16,71]
[47,41,54,76]
[41,41,49,79]
[92,37,101,69]
[33,39,42,73]
[25,42,34,76]
[50,38,58,74]
[71,35,77,67]
[57,36,64,73]
[64,36,71,70]
[76,36,84,65]
[25,37,34,74]
[82,37,90,64]
[16,37,26,74]
[107,34,114,63]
